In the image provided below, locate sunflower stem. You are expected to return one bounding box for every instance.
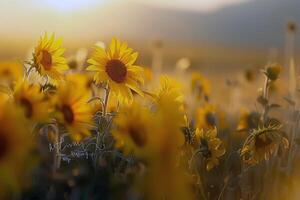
[261,76,270,122]
[103,84,110,117]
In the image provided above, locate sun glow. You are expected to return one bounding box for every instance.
[43,0,105,11]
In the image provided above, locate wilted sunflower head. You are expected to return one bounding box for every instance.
[13,80,50,123]
[193,128,225,171]
[33,33,69,81]
[0,101,32,197]
[54,81,93,141]
[87,38,144,103]
[241,120,289,165]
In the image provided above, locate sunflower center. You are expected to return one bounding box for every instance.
[255,135,273,149]
[0,130,9,161]
[128,125,147,147]
[205,112,216,126]
[105,59,127,83]
[40,50,52,70]
[20,97,33,118]
[62,105,74,124]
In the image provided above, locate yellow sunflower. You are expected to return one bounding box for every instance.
[0,61,23,85]
[13,80,50,123]
[152,76,185,126]
[193,128,225,171]
[191,72,210,100]
[0,101,32,197]
[241,121,289,165]
[237,109,260,131]
[54,81,93,141]
[112,102,153,157]
[65,73,94,94]
[196,104,218,129]
[33,33,69,81]
[87,38,144,103]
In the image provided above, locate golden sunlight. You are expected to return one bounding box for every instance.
[43,0,105,11]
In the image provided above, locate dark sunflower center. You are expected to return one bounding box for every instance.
[105,59,127,83]
[205,112,216,126]
[255,135,273,149]
[0,130,9,161]
[128,126,147,147]
[62,105,74,124]
[40,50,52,70]
[200,138,212,158]
[20,97,33,118]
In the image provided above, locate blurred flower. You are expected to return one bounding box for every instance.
[13,80,50,123]
[196,104,217,129]
[153,76,185,128]
[54,81,93,141]
[0,61,23,85]
[112,102,153,157]
[237,109,260,131]
[66,72,94,93]
[244,68,256,82]
[241,120,289,165]
[191,72,210,100]
[143,67,153,85]
[193,128,225,171]
[265,63,282,81]
[87,38,144,103]
[0,101,32,197]
[33,33,69,81]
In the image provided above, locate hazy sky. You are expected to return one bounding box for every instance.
[0,0,251,40]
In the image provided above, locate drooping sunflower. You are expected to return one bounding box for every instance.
[193,128,225,171]
[191,72,210,101]
[13,80,50,123]
[0,101,32,197]
[241,120,289,165]
[112,102,153,157]
[87,38,144,103]
[33,33,69,81]
[54,81,93,141]
[0,61,23,85]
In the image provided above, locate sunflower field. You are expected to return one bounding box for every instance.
[0,30,300,200]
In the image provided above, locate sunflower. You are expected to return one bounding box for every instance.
[112,102,153,157]
[152,76,185,125]
[65,73,94,94]
[191,72,210,101]
[196,104,218,129]
[0,101,32,197]
[13,80,50,123]
[87,38,144,103]
[54,81,93,141]
[33,33,69,81]
[0,61,23,85]
[241,120,289,165]
[193,128,225,171]
[237,109,260,131]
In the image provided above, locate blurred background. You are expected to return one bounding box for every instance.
[1,0,299,71]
